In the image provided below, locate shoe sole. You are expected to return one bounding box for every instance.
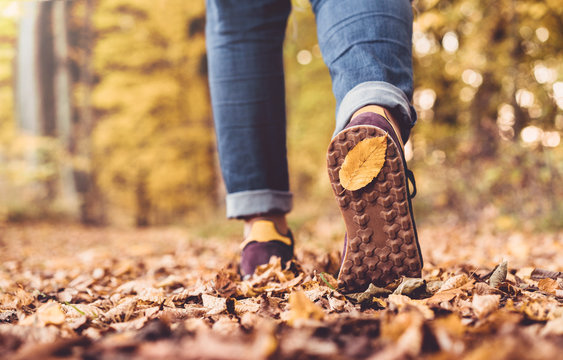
[327,125,423,293]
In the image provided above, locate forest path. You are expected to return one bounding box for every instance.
[0,222,562,359]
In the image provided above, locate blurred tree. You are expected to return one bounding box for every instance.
[0,3,17,219]
[409,0,563,227]
[14,1,78,214]
[91,0,215,226]
[68,0,106,225]
[412,0,563,154]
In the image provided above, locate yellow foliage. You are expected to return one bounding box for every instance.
[91,0,214,222]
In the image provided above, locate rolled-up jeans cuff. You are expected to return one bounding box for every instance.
[226,189,293,218]
[333,81,417,138]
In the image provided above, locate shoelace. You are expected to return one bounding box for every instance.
[406,169,417,199]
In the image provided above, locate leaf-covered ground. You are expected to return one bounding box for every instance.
[1,222,562,359]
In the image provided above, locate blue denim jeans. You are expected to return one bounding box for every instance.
[206,0,416,218]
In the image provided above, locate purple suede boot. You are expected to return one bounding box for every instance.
[327,111,423,293]
[239,220,294,278]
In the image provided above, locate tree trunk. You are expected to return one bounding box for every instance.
[135,172,151,227]
[68,0,106,225]
[470,72,500,158]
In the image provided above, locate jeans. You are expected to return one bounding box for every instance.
[206,0,416,218]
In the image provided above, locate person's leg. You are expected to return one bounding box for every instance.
[311,0,423,292]
[206,0,293,276]
[310,0,416,141]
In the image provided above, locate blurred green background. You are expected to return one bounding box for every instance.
[0,0,561,232]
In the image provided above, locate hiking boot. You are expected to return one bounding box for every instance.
[239,220,294,278]
[327,110,423,293]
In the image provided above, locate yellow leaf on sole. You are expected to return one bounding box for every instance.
[339,136,387,191]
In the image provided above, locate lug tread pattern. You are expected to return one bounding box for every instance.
[327,126,423,293]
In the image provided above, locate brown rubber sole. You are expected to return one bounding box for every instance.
[327,125,423,293]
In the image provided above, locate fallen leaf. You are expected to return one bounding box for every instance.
[424,289,461,306]
[15,289,34,307]
[214,270,238,298]
[235,298,261,314]
[0,310,18,323]
[489,261,508,288]
[202,294,227,316]
[474,282,503,295]
[387,294,434,320]
[538,278,558,295]
[472,294,500,319]
[520,299,556,321]
[438,274,469,292]
[20,301,66,327]
[287,290,324,326]
[379,312,424,359]
[339,136,387,191]
[346,283,391,304]
[426,280,444,294]
[393,277,426,297]
[327,296,347,312]
[103,298,137,323]
[317,272,338,290]
[110,317,148,332]
[531,268,563,280]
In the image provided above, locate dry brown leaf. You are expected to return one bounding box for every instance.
[393,277,426,296]
[15,289,34,307]
[531,268,563,280]
[214,270,238,298]
[424,289,461,306]
[520,299,555,321]
[287,290,325,326]
[432,323,465,355]
[438,274,469,292]
[387,294,434,320]
[472,294,500,319]
[327,296,347,312]
[266,273,304,293]
[235,298,261,314]
[103,298,137,323]
[61,303,102,318]
[489,261,508,288]
[20,301,66,327]
[378,312,424,359]
[201,294,227,316]
[156,275,184,289]
[110,317,148,332]
[339,136,387,191]
[538,278,559,295]
[426,280,444,294]
[346,283,391,304]
[163,305,206,320]
[474,282,503,295]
